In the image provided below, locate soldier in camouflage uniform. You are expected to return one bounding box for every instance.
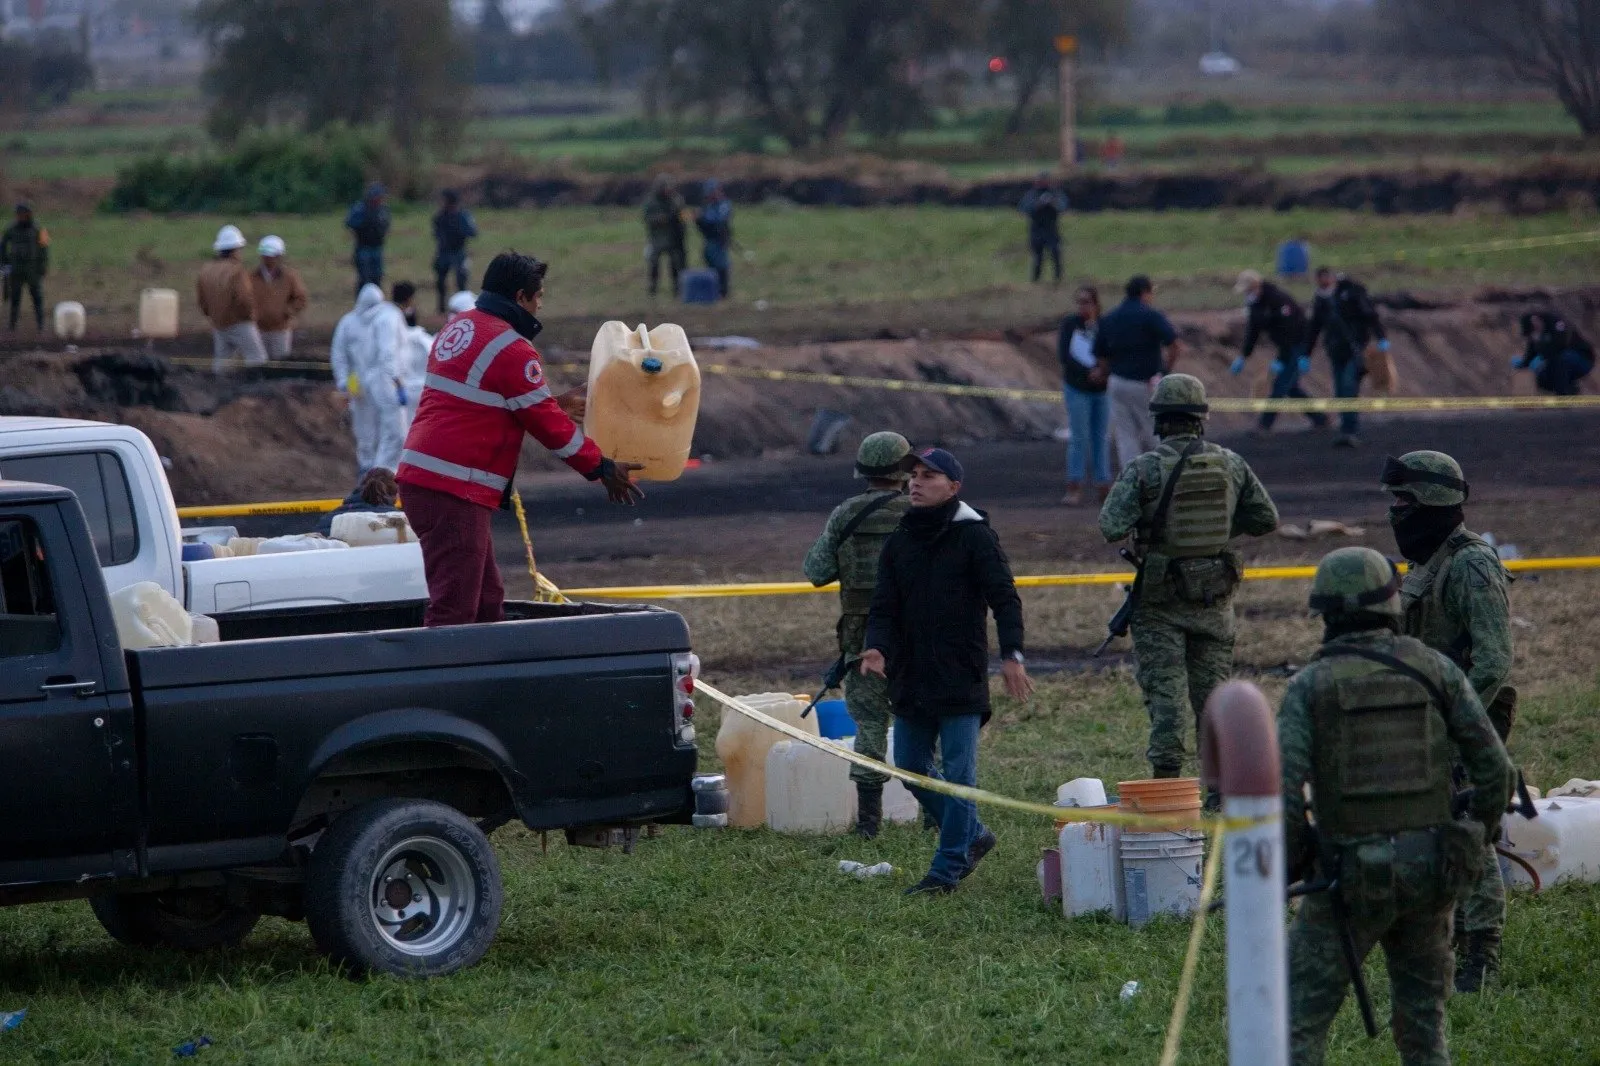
[803,431,914,837]
[1098,374,1279,778]
[1282,547,1512,1066]
[1381,450,1515,993]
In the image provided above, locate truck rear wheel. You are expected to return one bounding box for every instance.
[304,798,503,978]
[90,889,260,951]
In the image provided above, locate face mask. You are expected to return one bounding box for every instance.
[404,309,418,328]
[1389,501,1463,563]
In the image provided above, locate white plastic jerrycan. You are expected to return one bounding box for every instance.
[714,693,818,828]
[765,739,855,834]
[139,288,180,339]
[53,302,86,340]
[585,321,701,480]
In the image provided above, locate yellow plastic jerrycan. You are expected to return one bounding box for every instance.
[714,693,818,828]
[584,321,701,481]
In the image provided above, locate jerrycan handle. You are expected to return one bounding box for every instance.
[635,324,664,374]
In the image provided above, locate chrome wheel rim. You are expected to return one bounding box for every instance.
[368,835,477,956]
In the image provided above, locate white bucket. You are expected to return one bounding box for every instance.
[1120,830,1204,928]
[1060,818,1125,920]
[1056,777,1108,808]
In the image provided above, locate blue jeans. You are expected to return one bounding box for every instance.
[1538,348,1594,396]
[1064,385,1111,485]
[1330,348,1364,435]
[353,246,384,296]
[1260,345,1328,430]
[894,713,985,885]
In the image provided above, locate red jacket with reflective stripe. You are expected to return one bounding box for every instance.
[396,309,602,508]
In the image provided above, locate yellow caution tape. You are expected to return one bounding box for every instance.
[694,679,1265,832]
[547,359,1600,412]
[176,498,345,519]
[561,556,1600,601]
[1161,824,1225,1066]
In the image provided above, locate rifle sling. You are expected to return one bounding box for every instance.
[1140,437,1205,555]
[1314,645,1451,711]
[837,491,901,546]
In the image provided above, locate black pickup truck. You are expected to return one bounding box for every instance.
[0,480,699,977]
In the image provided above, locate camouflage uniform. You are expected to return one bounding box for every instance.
[1282,547,1513,1066]
[1383,451,1515,991]
[802,432,913,797]
[1098,375,1278,776]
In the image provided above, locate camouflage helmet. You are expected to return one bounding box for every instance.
[1308,546,1402,620]
[1380,450,1468,507]
[1149,373,1209,416]
[855,431,913,480]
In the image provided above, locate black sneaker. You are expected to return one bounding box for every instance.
[959,829,997,880]
[1332,434,1361,449]
[903,874,956,897]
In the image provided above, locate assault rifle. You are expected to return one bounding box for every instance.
[1094,547,1143,657]
[1303,823,1381,1040]
[801,654,861,718]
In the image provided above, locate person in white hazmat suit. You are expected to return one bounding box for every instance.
[330,283,406,474]
[391,281,433,435]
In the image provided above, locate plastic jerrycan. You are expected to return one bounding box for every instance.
[53,302,86,340]
[139,288,180,339]
[714,693,818,827]
[585,321,701,480]
[765,739,855,834]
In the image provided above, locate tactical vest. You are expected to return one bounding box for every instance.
[1400,527,1507,668]
[1308,636,1455,839]
[1149,441,1235,558]
[836,491,911,615]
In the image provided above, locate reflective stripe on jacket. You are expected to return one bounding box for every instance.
[397,309,603,507]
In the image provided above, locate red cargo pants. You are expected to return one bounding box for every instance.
[401,482,506,627]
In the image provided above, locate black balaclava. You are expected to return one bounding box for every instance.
[1389,495,1465,564]
[404,308,418,328]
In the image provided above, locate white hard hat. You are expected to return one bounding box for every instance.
[258,234,286,257]
[1233,268,1263,295]
[213,225,247,253]
[447,290,476,314]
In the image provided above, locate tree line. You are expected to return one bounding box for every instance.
[173,0,1600,153]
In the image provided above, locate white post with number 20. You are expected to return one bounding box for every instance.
[1203,681,1288,1066]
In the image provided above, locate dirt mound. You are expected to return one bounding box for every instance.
[2,287,1593,505]
[467,158,1600,215]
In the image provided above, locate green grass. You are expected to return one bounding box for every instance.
[4,97,1579,182]
[36,205,1600,345]
[1,672,1596,1064]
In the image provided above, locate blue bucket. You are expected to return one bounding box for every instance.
[1276,239,1310,278]
[812,699,856,739]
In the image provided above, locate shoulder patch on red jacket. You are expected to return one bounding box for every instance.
[435,318,476,362]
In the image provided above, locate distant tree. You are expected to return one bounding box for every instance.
[476,0,518,85]
[0,38,94,112]
[601,0,976,150]
[192,0,469,151]
[985,0,1128,134]
[1414,0,1600,135]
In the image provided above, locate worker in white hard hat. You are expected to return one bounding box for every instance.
[250,235,309,360]
[196,225,267,374]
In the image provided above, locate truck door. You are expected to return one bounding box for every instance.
[0,508,125,885]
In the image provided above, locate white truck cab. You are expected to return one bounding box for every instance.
[0,416,426,613]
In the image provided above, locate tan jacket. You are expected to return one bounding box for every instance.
[250,264,309,332]
[196,256,255,329]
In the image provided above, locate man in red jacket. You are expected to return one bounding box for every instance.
[398,252,643,626]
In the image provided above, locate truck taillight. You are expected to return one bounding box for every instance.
[671,653,699,746]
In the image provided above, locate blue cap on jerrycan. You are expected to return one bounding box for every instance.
[642,356,663,373]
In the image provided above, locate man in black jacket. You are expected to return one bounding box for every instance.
[1229,269,1329,433]
[1306,267,1387,448]
[863,448,1032,896]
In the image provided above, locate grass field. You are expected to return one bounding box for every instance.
[25,204,1600,347]
[2,96,1581,183]
[2,569,1598,1064]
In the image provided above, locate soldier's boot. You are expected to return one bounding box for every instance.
[1454,930,1501,993]
[853,784,883,839]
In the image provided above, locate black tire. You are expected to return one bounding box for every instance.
[90,889,260,951]
[304,798,502,978]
